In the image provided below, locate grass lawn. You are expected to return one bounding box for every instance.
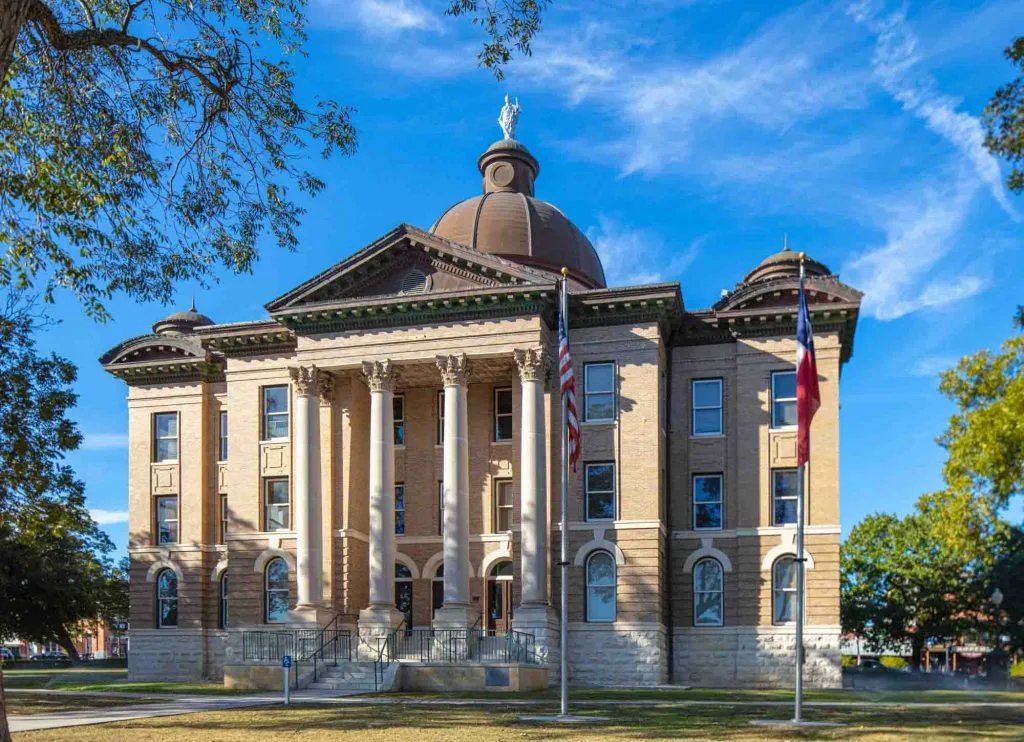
[3,669,251,696]
[6,695,163,716]
[12,700,1024,741]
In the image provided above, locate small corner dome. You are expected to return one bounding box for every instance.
[429,137,607,289]
[743,247,830,285]
[151,302,215,336]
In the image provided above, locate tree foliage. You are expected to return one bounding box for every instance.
[938,315,1024,509]
[0,0,548,320]
[840,491,1004,668]
[984,36,1024,193]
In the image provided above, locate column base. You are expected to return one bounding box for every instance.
[357,604,406,661]
[288,603,334,626]
[432,603,477,629]
[512,604,559,680]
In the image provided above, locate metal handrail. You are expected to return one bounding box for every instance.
[373,619,406,691]
[241,619,351,687]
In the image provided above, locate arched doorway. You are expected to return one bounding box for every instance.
[486,560,514,633]
[431,564,444,619]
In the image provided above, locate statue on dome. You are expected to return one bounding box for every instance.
[498,94,521,140]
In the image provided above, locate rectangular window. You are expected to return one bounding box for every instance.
[218,411,228,461]
[262,385,289,441]
[693,474,723,530]
[692,379,723,436]
[583,363,615,422]
[494,387,513,442]
[264,478,290,531]
[493,479,513,532]
[153,412,178,462]
[771,371,797,429]
[393,395,405,446]
[155,496,178,545]
[437,481,444,536]
[585,463,616,521]
[220,494,229,543]
[436,390,445,445]
[395,483,405,535]
[772,468,799,526]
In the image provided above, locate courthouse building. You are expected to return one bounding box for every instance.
[101,121,862,688]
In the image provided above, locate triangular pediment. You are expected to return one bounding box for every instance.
[265,224,552,314]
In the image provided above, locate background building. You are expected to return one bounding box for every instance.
[101,124,862,687]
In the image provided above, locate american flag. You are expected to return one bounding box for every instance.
[796,270,820,467]
[559,308,581,472]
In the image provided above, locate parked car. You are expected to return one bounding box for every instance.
[30,651,69,661]
[857,658,896,672]
[0,648,17,662]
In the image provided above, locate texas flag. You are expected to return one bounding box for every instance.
[796,273,820,467]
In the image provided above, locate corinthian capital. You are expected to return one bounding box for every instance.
[290,365,319,396]
[362,360,397,393]
[513,347,548,383]
[317,371,335,406]
[436,353,470,387]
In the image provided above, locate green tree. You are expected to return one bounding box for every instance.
[980,526,1024,655]
[938,312,1024,509]
[841,491,1001,669]
[0,0,547,319]
[984,36,1024,193]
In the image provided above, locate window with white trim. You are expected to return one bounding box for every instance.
[393,395,405,446]
[585,463,615,521]
[155,496,178,545]
[437,481,444,536]
[395,483,405,535]
[493,479,513,532]
[692,379,723,436]
[156,569,178,628]
[771,371,797,429]
[436,390,445,445]
[219,575,229,629]
[773,556,798,624]
[262,385,289,440]
[772,469,799,526]
[219,494,228,544]
[264,478,290,531]
[153,412,178,462]
[264,557,289,623]
[585,550,616,622]
[693,474,723,530]
[218,411,228,461]
[693,558,724,626]
[583,363,615,422]
[494,387,513,442]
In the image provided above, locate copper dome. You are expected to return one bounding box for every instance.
[743,247,830,284]
[151,301,215,336]
[430,140,607,288]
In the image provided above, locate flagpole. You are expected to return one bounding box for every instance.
[559,267,570,718]
[794,254,807,724]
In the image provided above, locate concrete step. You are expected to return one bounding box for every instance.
[310,680,378,690]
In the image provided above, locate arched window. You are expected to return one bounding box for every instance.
[219,575,229,629]
[395,564,413,627]
[693,558,724,626]
[585,551,616,622]
[486,560,514,632]
[264,557,289,623]
[773,556,798,625]
[156,569,178,628]
[432,564,444,619]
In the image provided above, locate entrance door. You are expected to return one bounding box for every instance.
[486,561,514,633]
[395,564,413,628]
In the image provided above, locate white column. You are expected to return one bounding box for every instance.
[362,360,398,609]
[434,353,473,627]
[289,366,323,612]
[514,348,548,607]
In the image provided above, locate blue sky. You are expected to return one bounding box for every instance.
[38,0,1024,554]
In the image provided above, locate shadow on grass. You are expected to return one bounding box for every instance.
[30,702,1023,741]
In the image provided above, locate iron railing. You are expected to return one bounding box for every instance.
[241,619,352,686]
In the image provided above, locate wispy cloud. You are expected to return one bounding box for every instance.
[847,0,1017,220]
[842,175,987,320]
[80,432,129,450]
[587,216,701,287]
[910,355,959,378]
[90,509,129,526]
[313,0,440,34]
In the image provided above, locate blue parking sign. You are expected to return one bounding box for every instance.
[282,655,292,668]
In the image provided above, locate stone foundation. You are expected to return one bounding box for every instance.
[566,623,668,687]
[672,625,841,688]
[128,629,226,681]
